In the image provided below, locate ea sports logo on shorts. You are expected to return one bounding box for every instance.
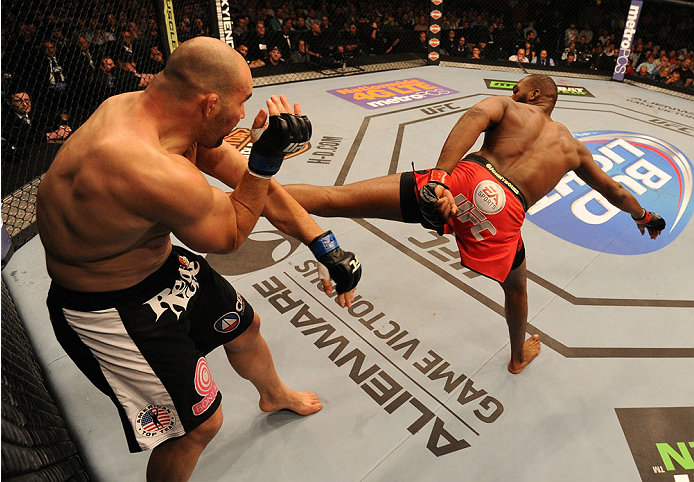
[475,180,506,214]
[526,131,693,254]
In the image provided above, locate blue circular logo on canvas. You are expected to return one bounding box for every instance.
[526,131,692,254]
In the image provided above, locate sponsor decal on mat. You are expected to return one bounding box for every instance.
[328,78,458,109]
[527,131,692,254]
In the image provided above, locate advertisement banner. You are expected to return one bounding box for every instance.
[327,78,458,109]
[613,0,643,81]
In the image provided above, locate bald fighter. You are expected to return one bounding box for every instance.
[37,37,359,482]
[286,74,665,375]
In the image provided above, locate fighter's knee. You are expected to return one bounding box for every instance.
[190,405,223,444]
[224,313,261,352]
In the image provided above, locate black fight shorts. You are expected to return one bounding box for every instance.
[47,246,254,452]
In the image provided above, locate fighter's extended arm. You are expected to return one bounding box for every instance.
[435,96,509,174]
[197,96,361,305]
[573,139,665,239]
[148,97,306,253]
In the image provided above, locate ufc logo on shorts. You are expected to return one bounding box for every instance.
[283,142,307,153]
[453,193,497,241]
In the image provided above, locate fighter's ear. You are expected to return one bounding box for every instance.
[529,89,541,101]
[201,93,219,117]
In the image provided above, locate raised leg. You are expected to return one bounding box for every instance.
[284,174,404,220]
[501,259,541,374]
[146,405,223,482]
[223,313,322,415]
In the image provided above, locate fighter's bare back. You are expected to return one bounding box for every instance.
[37,91,199,292]
[470,96,588,208]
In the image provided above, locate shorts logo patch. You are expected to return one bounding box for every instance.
[136,405,175,437]
[214,312,240,333]
[144,255,200,322]
[475,180,506,214]
[192,358,219,416]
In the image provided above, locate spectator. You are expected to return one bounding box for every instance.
[654,53,671,75]
[246,20,276,62]
[1,90,71,152]
[673,58,694,88]
[656,65,671,83]
[92,56,118,104]
[410,30,426,56]
[634,64,652,79]
[113,51,151,93]
[578,23,593,44]
[560,51,578,68]
[470,46,482,60]
[49,27,68,52]
[451,35,469,57]
[664,70,684,87]
[289,39,311,63]
[276,21,294,59]
[33,40,70,111]
[442,29,458,56]
[233,16,250,43]
[630,43,645,68]
[564,22,578,47]
[636,55,658,75]
[561,41,577,61]
[140,46,165,74]
[236,44,265,68]
[306,22,330,62]
[595,43,617,72]
[531,49,555,67]
[338,23,361,60]
[523,41,536,63]
[523,21,537,40]
[509,47,529,63]
[266,45,286,67]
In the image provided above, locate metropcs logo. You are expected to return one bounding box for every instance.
[527,131,693,254]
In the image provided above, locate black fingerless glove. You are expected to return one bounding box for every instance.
[418,168,452,228]
[309,231,362,293]
[632,209,666,231]
[248,113,312,178]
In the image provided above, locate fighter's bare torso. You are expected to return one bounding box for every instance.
[37,91,200,292]
[472,97,585,207]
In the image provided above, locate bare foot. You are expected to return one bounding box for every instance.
[507,334,541,374]
[259,390,322,416]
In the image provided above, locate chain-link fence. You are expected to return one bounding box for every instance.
[2,279,90,481]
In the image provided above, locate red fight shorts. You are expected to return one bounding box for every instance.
[408,155,528,283]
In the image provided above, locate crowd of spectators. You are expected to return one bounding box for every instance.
[2,3,173,155]
[2,0,693,158]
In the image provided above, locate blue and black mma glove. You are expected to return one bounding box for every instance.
[248,113,312,178]
[418,168,452,229]
[309,231,362,294]
[632,209,666,232]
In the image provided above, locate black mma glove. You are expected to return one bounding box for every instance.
[418,168,452,228]
[632,209,666,233]
[248,113,312,178]
[309,231,362,294]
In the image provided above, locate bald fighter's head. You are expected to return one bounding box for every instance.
[154,37,253,148]
[161,36,250,100]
